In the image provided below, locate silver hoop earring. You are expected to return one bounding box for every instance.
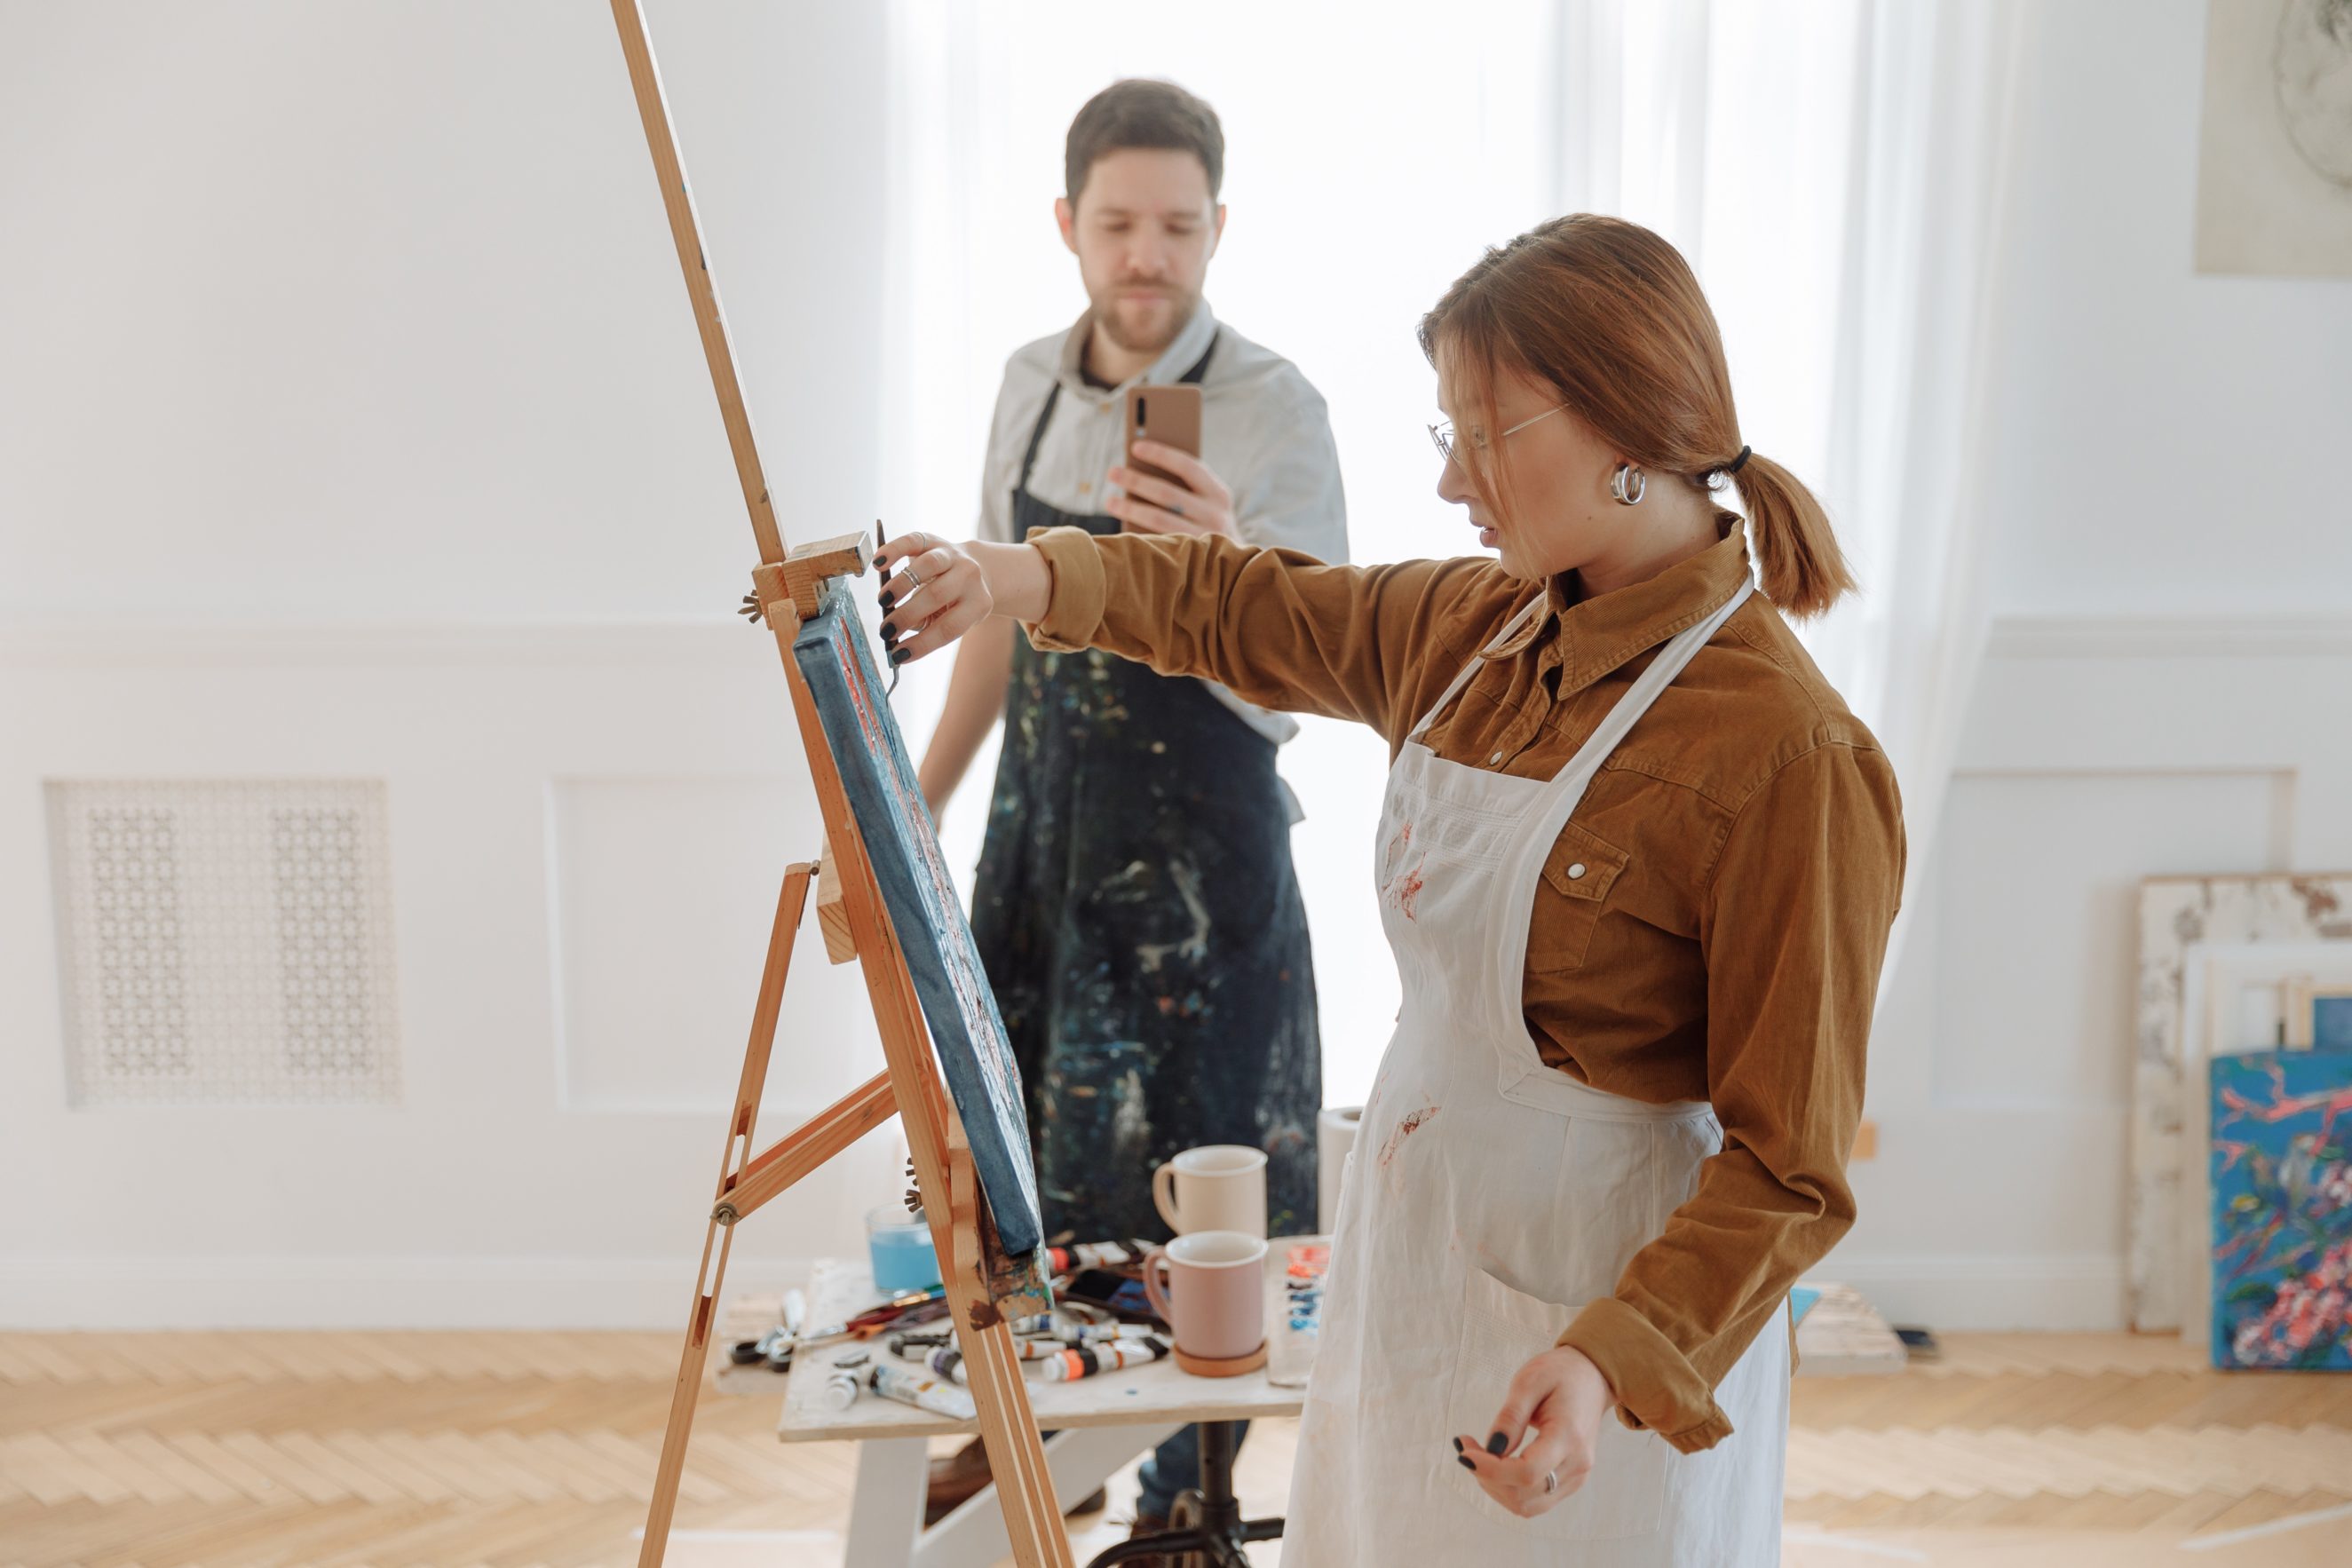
[1611,463,1646,505]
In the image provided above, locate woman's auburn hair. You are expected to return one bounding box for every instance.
[1420,214,1856,620]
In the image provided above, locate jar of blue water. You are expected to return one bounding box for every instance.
[866,1204,941,1293]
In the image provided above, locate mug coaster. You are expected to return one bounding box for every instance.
[1173,1342,1267,1378]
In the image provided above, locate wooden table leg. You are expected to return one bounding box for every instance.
[915,1423,1184,1568]
[843,1437,929,1568]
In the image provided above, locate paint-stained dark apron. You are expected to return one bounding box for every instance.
[970,337,1321,1245]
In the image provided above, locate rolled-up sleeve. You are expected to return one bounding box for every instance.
[1025,527,1501,741]
[1556,739,1905,1452]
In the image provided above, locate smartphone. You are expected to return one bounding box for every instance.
[1123,383,1202,491]
[1060,1266,1159,1324]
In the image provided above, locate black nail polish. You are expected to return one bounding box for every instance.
[872,554,885,567]
[881,622,898,639]
[1486,1433,1508,1456]
[880,593,896,612]
[1456,1455,1476,1471]
[889,648,909,666]
[1451,1437,1463,1454]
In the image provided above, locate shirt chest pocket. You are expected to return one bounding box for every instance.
[1524,823,1629,974]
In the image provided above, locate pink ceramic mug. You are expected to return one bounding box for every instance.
[1143,1231,1267,1361]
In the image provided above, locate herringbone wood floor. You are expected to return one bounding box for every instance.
[3,1331,2348,1566]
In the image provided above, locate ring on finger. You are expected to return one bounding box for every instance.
[1542,1469,1557,1494]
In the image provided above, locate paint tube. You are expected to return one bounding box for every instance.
[1008,1326,1125,1358]
[1032,1337,1169,1382]
[819,1352,866,1412]
[1044,1239,1149,1274]
[900,1327,1089,1366]
[926,1337,1167,1385]
[1008,1311,1126,1342]
[868,1358,976,1421]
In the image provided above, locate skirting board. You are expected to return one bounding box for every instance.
[4,1251,2127,1334]
[1821,1253,2126,1333]
[0,1255,821,1331]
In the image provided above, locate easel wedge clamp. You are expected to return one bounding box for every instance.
[606,3,1072,1564]
[815,846,857,965]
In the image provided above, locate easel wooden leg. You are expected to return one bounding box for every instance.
[639,863,814,1568]
[853,949,1071,1568]
[938,1121,1068,1564]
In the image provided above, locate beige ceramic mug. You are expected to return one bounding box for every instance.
[1151,1144,1268,1239]
[1143,1230,1267,1361]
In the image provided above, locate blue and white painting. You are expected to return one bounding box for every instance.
[2209,1049,2352,1369]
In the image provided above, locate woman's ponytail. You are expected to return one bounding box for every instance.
[1728,449,1855,621]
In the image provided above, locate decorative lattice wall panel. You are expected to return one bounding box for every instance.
[46,780,402,1106]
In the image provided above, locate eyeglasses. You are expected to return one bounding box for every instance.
[1428,403,1567,465]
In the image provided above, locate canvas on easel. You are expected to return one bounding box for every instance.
[601,3,1072,1564]
[793,579,1044,1257]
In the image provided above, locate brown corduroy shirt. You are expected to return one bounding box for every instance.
[1021,519,1905,1453]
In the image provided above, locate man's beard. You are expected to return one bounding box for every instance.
[1092,281,1199,357]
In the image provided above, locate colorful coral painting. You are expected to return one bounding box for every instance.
[2209,1049,2352,1369]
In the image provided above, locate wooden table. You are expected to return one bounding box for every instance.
[719,1245,1318,1568]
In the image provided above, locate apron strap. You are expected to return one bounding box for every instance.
[1403,593,1547,744]
[1016,331,1220,499]
[1176,332,1218,385]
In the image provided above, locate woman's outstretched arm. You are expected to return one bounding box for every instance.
[876,527,1509,741]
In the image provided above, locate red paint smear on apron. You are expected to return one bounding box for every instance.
[1376,1104,1438,1169]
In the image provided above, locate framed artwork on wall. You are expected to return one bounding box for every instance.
[2194,0,2352,276]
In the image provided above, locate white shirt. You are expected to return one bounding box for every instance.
[975,302,1350,748]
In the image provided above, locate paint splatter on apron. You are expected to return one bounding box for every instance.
[970,337,1321,1244]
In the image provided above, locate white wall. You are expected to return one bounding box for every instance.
[0,0,886,622]
[1830,0,2352,1329]
[5,0,2348,1334]
[0,1,899,1326]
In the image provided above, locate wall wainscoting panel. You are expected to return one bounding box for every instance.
[544,775,883,1115]
[45,779,401,1107]
[1833,615,2352,1332]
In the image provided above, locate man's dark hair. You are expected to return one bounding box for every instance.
[1065,79,1224,206]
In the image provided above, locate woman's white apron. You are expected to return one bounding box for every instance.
[1284,579,1786,1565]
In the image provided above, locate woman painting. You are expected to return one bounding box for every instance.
[875,215,1904,1565]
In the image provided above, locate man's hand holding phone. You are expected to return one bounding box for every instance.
[1107,441,1237,537]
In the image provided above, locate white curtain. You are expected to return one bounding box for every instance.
[879,0,2023,1097]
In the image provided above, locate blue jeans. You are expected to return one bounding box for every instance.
[1135,1421,1249,1520]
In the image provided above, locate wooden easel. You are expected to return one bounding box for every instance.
[605,4,1073,1564]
